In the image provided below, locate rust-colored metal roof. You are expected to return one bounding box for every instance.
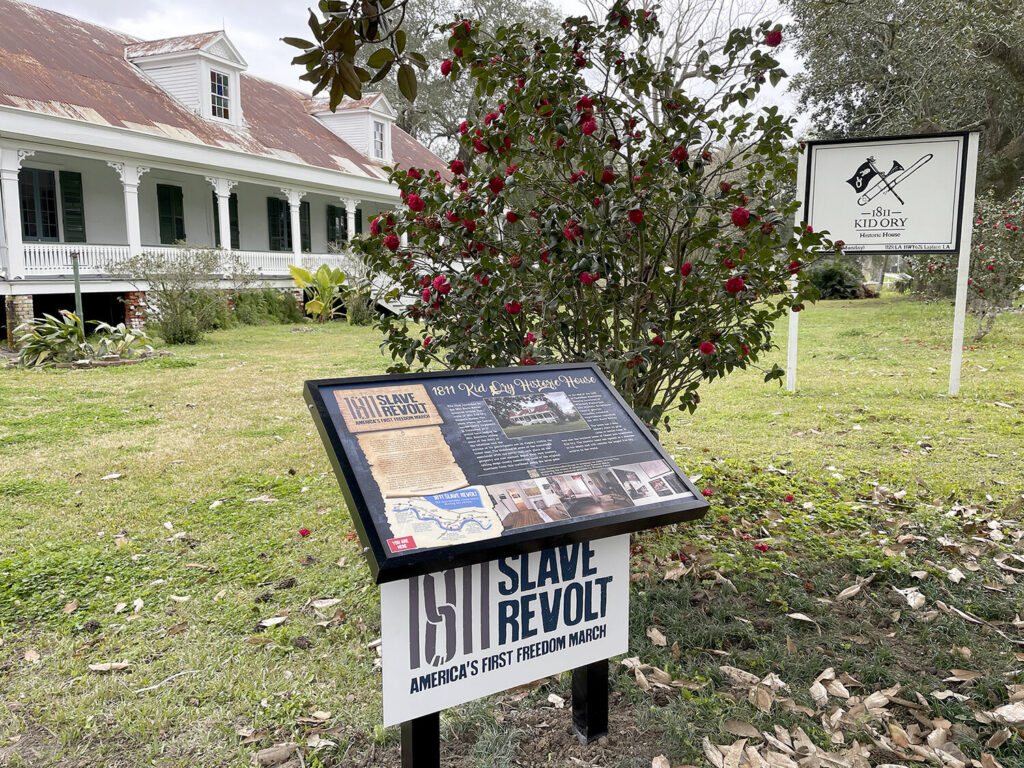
[0,0,447,180]
[125,32,222,59]
[307,94,385,113]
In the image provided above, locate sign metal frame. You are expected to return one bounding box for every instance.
[304,362,709,584]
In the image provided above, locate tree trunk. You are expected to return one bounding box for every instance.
[970,307,999,342]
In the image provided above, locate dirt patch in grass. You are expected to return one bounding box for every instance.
[344,691,660,768]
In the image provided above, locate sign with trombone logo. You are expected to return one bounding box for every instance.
[803,132,971,255]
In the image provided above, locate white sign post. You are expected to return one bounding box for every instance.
[380,536,629,727]
[793,131,979,396]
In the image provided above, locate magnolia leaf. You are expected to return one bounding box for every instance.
[646,626,667,647]
[397,63,417,102]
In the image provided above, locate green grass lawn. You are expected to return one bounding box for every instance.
[1,297,1022,767]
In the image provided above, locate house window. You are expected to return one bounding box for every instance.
[267,198,310,252]
[157,184,186,244]
[373,121,385,159]
[211,71,230,119]
[18,168,59,241]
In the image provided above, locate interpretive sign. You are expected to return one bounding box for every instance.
[803,132,971,255]
[380,535,629,726]
[304,363,708,583]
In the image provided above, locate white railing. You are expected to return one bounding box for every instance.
[24,243,130,275]
[18,243,355,278]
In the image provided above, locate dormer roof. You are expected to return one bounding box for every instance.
[306,92,396,118]
[125,30,247,68]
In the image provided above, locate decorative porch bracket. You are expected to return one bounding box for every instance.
[108,162,149,257]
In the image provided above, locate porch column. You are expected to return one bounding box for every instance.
[282,188,305,266]
[109,162,149,257]
[206,177,237,252]
[343,198,360,243]
[0,147,32,280]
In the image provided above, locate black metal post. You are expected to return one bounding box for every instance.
[401,711,440,768]
[571,659,609,744]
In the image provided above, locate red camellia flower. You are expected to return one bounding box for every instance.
[652,335,664,346]
[450,159,465,175]
[370,217,381,236]
[555,138,565,150]
[407,193,425,212]
[760,221,775,235]
[576,95,594,113]
[407,168,421,180]
[506,210,519,224]
[601,168,614,184]
[725,276,745,294]
[627,209,644,225]
[581,119,597,135]
[505,164,518,176]
[784,494,795,502]
[765,29,783,47]
[453,47,463,57]
[731,207,750,227]
[671,145,689,162]
[720,181,732,195]
[489,177,505,194]
[509,254,522,269]
[299,528,311,537]
[723,257,736,269]
[505,301,522,315]
[701,488,714,498]
[433,275,451,294]
[473,138,488,154]
[521,356,538,366]
[421,288,431,302]
[384,234,400,251]
[462,218,477,232]
[441,59,453,76]
[680,262,692,277]
[475,272,490,286]
[700,341,715,355]
[524,332,536,344]
[459,120,469,135]
[423,336,432,348]
[753,543,771,552]
[788,260,801,274]
[563,219,582,241]
[593,197,602,207]
[579,271,597,285]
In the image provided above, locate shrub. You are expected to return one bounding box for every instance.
[116,247,250,344]
[810,261,864,300]
[353,11,829,428]
[233,288,304,325]
[909,187,1024,341]
[345,293,376,326]
[15,312,152,367]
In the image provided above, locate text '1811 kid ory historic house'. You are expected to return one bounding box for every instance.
[0,0,446,337]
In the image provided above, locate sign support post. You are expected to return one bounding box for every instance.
[947,131,980,397]
[571,660,609,743]
[787,151,809,393]
[401,712,440,768]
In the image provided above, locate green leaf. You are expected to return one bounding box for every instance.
[397,63,417,102]
[369,60,393,84]
[282,37,316,50]
[395,30,407,54]
[367,47,395,68]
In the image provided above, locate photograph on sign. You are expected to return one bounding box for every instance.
[305,364,708,581]
[380,535,630,726]
[804,133,969,255]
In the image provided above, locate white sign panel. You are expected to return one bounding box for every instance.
[805,133,969,254]
[380,536,629,726]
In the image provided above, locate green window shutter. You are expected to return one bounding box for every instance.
[354,207,363,235]
[158,184,184,244]
[326,204,337,244]
[300,200,311,253]
[268,197,293,252]
[229,193,240,250]
[212,190,221,248]
[59,171,86,243]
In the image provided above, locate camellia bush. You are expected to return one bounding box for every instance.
[910,188,1024,342]
[353,3,830,429]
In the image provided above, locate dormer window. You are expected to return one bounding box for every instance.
[373,121,386,160]
[211,71,230,119]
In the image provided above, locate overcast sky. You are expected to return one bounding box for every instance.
[31,0,801,124]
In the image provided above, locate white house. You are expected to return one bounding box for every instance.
[0,0,446,337]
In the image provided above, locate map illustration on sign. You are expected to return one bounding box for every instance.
[804,132,969,255]
[304,364,709,582]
